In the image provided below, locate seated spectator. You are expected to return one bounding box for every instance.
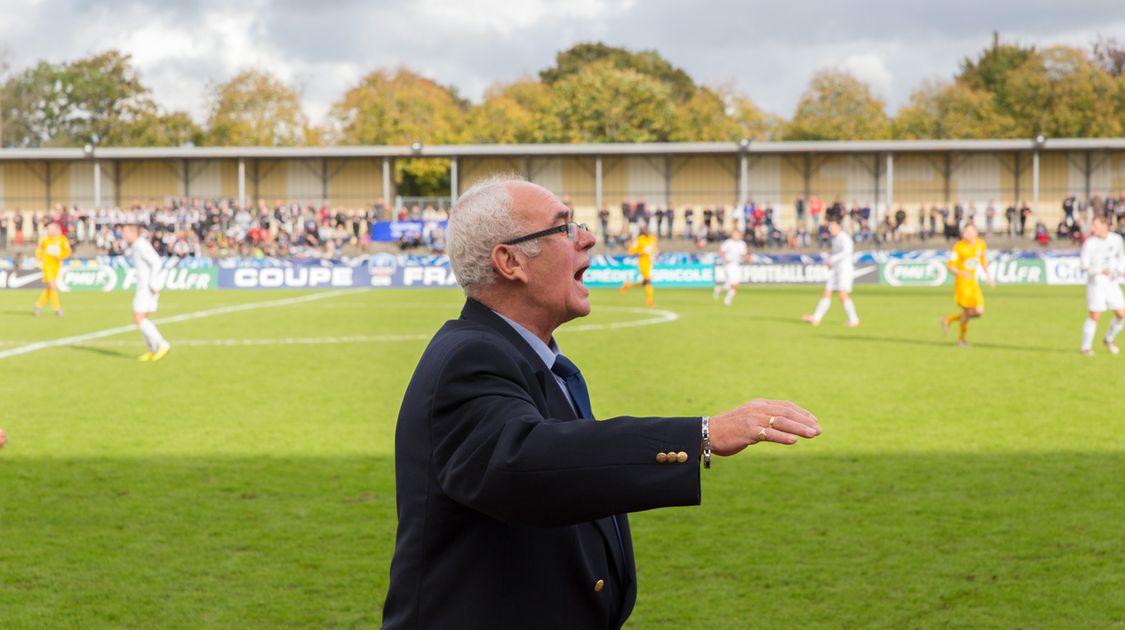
[1034,221,1050,246]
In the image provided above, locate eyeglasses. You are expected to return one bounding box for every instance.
[502,222,588,246]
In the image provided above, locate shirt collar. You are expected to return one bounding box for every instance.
[492,310,560,370]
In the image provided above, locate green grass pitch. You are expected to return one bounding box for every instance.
[0,285,1122,628]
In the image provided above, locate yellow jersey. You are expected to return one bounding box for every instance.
[629,234,658,264]
[948,239,987,284]
[36,234,72,279]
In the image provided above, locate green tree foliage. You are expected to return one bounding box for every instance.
[540,42,695,103]
[466,79,559,143]
[959,33,1036,116]
[328,68,468,194]
[328,68,467,145]
[894,80,1016,139]
[0,50,197,147]
[786,69,891,140]
[1004,46,1123,137]
[547,61,675,142]
[204,69,310,146]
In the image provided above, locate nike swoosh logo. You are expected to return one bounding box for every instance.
[8,273,43,288]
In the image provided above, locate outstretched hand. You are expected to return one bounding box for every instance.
[710,398,821,456]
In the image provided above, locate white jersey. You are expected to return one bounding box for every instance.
[130,237,164,313]
[826,232,855,292]
[1080,233,1125,286]
[720,238,748,266]
[828,232,854,268]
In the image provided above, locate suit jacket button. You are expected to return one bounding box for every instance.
[594,579,605,592]
[676,451,689,463]
[656,452,668,464]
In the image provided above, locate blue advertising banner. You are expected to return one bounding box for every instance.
[370,221,448,242]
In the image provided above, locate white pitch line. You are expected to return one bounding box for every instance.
[74,334,431,347]
[0,290,355,360]
[0,301,679,356]
[564,306,679,332]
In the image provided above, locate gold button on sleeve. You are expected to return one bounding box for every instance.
[676,451,688,463]
[656,452,668,464]
[594,579,605,592]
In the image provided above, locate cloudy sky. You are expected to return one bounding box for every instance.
[1,0,1121,125]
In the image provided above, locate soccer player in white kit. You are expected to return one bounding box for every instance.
[122,222,172,362]
[714,229,748,306]
[803,221,859,327]
[1079,215,1125,356]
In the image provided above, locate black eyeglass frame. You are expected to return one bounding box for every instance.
[502,222,589,246]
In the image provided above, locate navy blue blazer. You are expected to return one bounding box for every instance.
[383,298,702,629]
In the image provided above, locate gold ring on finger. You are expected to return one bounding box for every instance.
[768,416,777,429]
[757,428,768,442]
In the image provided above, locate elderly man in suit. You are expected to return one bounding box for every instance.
[382,176,821,629]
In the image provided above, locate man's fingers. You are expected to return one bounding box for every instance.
[752,427,797,445]
[754,401,819,430]
[767,415,820,439]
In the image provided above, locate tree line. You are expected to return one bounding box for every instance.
[0,36,1122,192]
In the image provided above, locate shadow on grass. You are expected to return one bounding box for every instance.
[68,344,134,359]
[818,333,1072,354]
[0,455,393,629]
[1,452,1121,628]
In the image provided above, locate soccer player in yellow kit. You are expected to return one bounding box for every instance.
[34,221,71,317]
[942,223,994,347]
[621,225,658,306]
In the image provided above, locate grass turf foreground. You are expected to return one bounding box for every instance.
[0,286,1121,628]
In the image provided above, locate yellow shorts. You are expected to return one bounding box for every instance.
[955,282,983,309]
[42,266,60,283]
[638,261,652,282]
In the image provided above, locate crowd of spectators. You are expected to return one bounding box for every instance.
[0,198,453,258]
[598,191,1125,250]
[3,190,1123,258]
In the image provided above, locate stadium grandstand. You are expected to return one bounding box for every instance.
[1,138,1123,259]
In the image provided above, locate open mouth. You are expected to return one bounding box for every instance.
[574,262,590,283]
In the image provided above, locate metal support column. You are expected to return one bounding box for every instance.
[238,158,246,209]
[382,157,392,205]
[873,154,880,225]
[450,157,459,207]
[321,158,329,204]
[182,158,190,198]
[1032,149,1040,215]
[885,152,894,217]
[594,156,603,213]
[93,160,102,209]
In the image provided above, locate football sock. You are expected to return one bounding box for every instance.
[35,289,49,308]
[958,321,969,341]
[724,288,735,305]
[138,319,167,352]
[644,284,654,305]
[812,298,831,322]
[1081,318,1097,350]
[713,285,721,299]
[843,299,859,323]
[1105,317,1124,343]
[48,289,61,311]
[944,313,961,325]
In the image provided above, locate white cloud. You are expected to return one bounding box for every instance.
[842,53,894,102]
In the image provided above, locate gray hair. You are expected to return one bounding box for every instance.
[446,174,540,294]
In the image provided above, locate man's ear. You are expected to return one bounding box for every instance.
[491,244,529,283]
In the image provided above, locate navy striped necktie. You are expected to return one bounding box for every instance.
[550,353,625,563]
[550,353,592,420]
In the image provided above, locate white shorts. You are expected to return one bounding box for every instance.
[133,290,160,314]
[826,266,854,293]
[1086,281,1125,312]
[723,264,742,287]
